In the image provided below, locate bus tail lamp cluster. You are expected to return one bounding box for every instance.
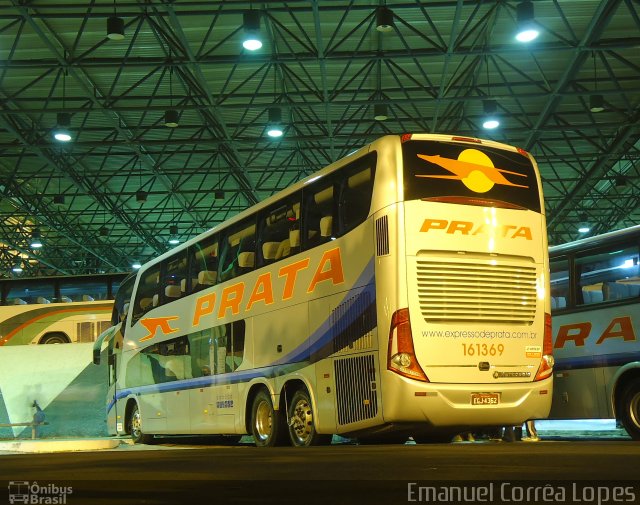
[534,312,554,381]
[387,308,429,382]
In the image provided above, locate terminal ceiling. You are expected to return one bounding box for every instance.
[0,0,639,276]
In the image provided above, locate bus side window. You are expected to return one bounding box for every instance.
[258,194,301,266]
[578,245,640,303]
[228,320,246,372]
[132,265,161,324]
[162,251,188,306]
[189,329,214,378]
[303,181,336,250]
[338,156,376,236]
[189,235,219,293]
[550,257,569,310]
[218,221,256,283]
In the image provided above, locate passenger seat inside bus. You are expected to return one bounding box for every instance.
[320,216,333,239]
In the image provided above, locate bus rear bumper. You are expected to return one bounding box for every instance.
[381,376,553,427]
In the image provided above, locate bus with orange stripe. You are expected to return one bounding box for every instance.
[0,273,126,345]
[96,134,552,446]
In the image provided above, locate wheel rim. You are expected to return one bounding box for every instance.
[290,397,313,445]
[629,391,640,428]
[43,336,66,344]
[254,399,272,442]
[131,408,142,439]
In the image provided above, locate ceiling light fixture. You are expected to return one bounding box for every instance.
[374,103,388,121]
[107,0,124,41]
[53,195,65,205]
[164,108,179,128]
[242,10,262,51]
[482,100,500,129]
[53,112,72,142]
[578,214,590,234]
[99,225,109,237]
[136,190,147,203]
[376,6,394,33]
[30,229,43,249]
[169,225,180,245]
[132,260,142,270]
[515,1,539,43]
[266,107,284,138]
[12,263,23,274]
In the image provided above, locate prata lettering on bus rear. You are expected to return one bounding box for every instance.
[554,316,637,349]
[419,219,532,240]
[137,247,345,342]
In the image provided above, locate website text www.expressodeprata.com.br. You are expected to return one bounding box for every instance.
[422,329,538,339]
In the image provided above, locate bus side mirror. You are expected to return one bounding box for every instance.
[93,348,101,365]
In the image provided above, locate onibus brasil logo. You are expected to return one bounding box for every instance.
[8,481,72,504]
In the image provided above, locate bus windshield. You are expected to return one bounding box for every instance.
[402,139,541,212]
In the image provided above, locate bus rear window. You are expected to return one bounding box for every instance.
[402,140,541,212]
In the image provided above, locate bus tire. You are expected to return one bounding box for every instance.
[619,378,640,440]
[39,332,70,344]
[251,390,287,447]
[129,403,154,444]
[287,389,331,447]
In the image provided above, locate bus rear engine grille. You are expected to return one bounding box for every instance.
[416,260,538,324]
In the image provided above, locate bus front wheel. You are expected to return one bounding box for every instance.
[287,389,331,447]
[129,403,154,444]
[251,390,286,447]
[619,378,640,440]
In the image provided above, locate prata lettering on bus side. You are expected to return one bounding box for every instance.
[419,218,532,240]
[191,247,344,327]
[554,316,637,348]
[135,247,345,344]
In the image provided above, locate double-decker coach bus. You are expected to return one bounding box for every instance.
[95,134,552,446]
[0,273,126,345]
[549,225,640,440]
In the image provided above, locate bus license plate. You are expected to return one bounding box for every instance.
[471,393,500,405]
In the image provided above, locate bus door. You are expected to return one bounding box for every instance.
[93,324,123,435]
[189,322,244,434]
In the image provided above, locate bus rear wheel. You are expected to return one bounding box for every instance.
[39,332,69,344]
[251,390,286,447]
[619,378,640,440]
[287,389,331,447]
[129,403,154,444]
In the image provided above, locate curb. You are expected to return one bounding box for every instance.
[0,438,121,453]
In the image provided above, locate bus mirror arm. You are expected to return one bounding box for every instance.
[92,348,101,365]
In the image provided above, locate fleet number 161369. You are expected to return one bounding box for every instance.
[462,343,505,356]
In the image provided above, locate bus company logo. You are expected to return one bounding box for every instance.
[493,371,531,379]
[419,219,532,240]
[139,316,180,342]
[8,481,72,504]
[415,149,529,194]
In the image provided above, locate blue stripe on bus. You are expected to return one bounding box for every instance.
[109,259,376,413]
[554,351,640,371]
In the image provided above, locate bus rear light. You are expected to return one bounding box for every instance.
[387,308,429,382]
[451,136,482,144]
[535,312,554,381]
